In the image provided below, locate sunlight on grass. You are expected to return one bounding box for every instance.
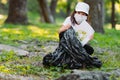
[0,23,59,43]
[28,25,59,39]
[28,25,49,35]
[0,65,11,73]
[1,28,22,34]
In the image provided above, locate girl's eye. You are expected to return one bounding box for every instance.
[77,12,80,14]
[77,12,86,15]
[80,13,86,15]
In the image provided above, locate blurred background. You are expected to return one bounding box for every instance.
[0,0,120,33]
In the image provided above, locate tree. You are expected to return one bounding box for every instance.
[50,0,58,19]
[84,0,104,33]
[5,0,28,24]
[66,0,72,16]
[0,0,4,9]
[105,0,120,29]
[111,0,115,29]
[66,0,78,16]
[111,0,120,29]
[38,0,54,23]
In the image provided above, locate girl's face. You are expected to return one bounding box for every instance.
[74,11,87,24]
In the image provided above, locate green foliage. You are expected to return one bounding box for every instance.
[104,0,120,24]
[27,0,39,12]
[116,12,120,24]
[0,0,9,14]
[57,0,67,13]
[90,26,120,71]
[0,50,18,62]
[91,28,120,51]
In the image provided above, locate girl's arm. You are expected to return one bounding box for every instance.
[58,24,71,34]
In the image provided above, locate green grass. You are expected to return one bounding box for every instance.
[0,19,60,46]
[0,13,120,79]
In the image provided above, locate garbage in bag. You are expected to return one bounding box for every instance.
[43,27,102,69]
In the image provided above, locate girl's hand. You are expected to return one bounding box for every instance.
[90,35,94,40]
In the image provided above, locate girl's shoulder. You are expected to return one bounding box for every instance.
[64,16,71,23]
[63,16,72,26]
[65,16,71,21]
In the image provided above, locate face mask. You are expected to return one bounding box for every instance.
[74,13,87,24]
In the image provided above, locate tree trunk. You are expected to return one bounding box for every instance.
[111,0,115,29]
[38,0,54,23]
[0,0,4,9]
[5,0,28,24]
[50,0,58,19]
[66,0,72,16]
[84,0,104,33]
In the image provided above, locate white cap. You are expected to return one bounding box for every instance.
[75,2,90,15]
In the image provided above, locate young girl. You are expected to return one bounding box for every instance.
[59,2,94,55]
[43,2,102,69]
[59,2,89,33]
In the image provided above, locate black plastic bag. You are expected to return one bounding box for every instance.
[43,27,102,69]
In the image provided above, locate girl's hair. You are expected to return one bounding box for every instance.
[70,10,89,25]
[70,10,76,26]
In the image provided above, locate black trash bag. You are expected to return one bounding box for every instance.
[43,27,102,69]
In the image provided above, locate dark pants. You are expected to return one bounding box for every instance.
[83,44,94,55]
